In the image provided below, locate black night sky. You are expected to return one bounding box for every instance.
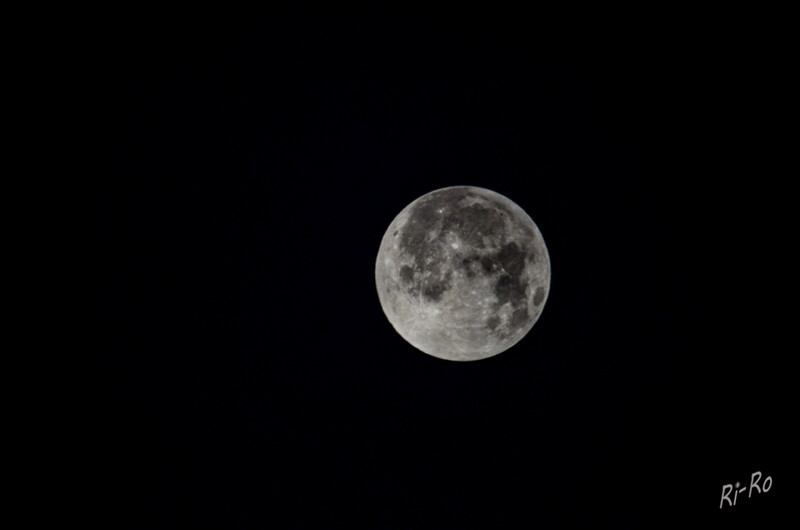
[87,12,789,528]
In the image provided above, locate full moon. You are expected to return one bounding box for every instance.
[375,186,551,361]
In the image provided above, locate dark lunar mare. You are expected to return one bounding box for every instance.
[396,189,473,300]
[397,188,537,339]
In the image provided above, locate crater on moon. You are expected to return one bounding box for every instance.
[375,185,551,361]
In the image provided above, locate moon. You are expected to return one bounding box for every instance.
[375,186,551,361]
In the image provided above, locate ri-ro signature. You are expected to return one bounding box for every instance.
[720,471,772,509]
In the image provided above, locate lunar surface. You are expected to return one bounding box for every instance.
[375,186,550,361]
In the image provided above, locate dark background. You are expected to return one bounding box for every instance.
[86,12,790,528]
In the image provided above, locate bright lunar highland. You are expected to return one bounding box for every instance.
[375,186,550,361]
